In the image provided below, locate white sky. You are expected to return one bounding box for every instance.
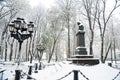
[28,0,55,8]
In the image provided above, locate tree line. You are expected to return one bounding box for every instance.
[0,0,120,63]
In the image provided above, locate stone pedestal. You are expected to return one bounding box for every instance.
[75,47,87,55]
[68,55,99,65]
[68,22,99,65]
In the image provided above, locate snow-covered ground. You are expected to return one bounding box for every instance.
[0,61,120,80]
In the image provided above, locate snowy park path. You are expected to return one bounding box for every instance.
[0,61,120,80]
[30,62,120,80]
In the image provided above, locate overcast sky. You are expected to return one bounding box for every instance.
[28,0,55,8]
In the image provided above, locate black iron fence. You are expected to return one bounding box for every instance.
[56,70,89,80]
[112,71,120,80]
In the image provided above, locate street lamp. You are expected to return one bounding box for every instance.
[36,44,45,70]
[8,17,34,65]
[36,44,45,53]
[9,17,34,80]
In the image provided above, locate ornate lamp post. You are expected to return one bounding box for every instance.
[9,17,34,65]
[36,44,45,53]
[9,17,34,80]
[36,44,45,61]
[36,44,45,70]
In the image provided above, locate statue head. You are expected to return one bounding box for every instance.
[79,25,84,30]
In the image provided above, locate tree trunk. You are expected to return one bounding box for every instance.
[111,46,113,63]
[0,36,4,59]
[14,40,18,61]
[32,30,36,58]
[39,52,43,62]
[48,41,56,63]
[72,24,76,55]
[103,42,112,63]
[28,38,32,62]
[55,53,58,62]
[37,51,44,62]
[9,45,13,61]
[9,39,14,61]
[55,44,58,62]
[1,26,8,60]
[101,37,104,63]
[67,16,71,58]
[89,30,94,55]
[29,38,32,63]
[113,39,117,64]
[4,41,7,61]
[25,39,28,61]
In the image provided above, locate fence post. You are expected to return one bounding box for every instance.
[1,72,3,80]
[15,70,21,80]
[34,63,38,73]
[73,70,78,80]
[27,65,32,79]
[108,62,112,67]
[39,62,42,70]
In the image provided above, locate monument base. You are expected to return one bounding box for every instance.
[75,47,87,55]
[67,55,99,65]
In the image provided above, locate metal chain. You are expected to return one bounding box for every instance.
[56,70,89,80]
[78,70,89,80]
[112,71,120,80]
[56,71,73,80]
[20,68,120,80]
[21,71,37,80]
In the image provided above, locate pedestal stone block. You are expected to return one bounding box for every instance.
[68,22,99,65]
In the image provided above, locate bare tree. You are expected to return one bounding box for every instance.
[9,38,15,61]
[25,5,47,63]
[56,0,76,58]
[46,7,64,62]
[0,0,31,60]
[96,0,120,63]
[81,0,99,55]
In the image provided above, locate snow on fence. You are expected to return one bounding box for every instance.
[1,62,120,80]
[21,71,37,80]
[56,69,120,80]
[56,71,72,80]
[20,69,89,80]
[5,68,120,80]
[0,69,6,80]
[112,71,120,80]
[56,70,89,80]
[21,64,120,80]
